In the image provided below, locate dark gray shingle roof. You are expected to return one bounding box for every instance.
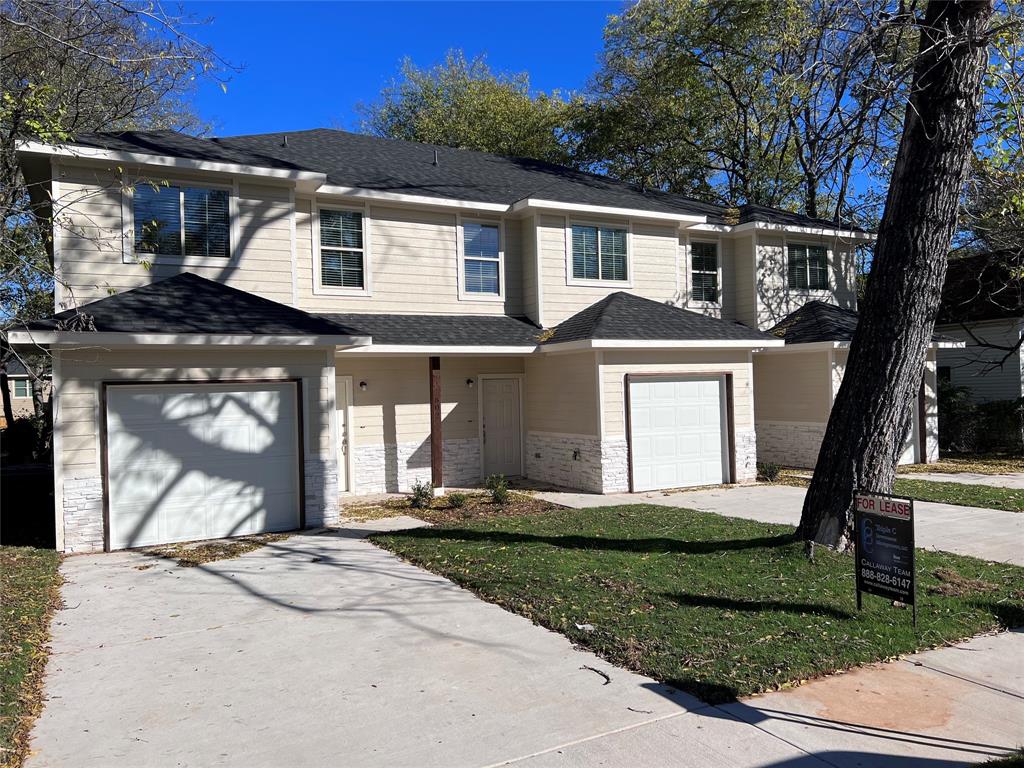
[68,129,863,230]
[27,273,365,337]
[544,292,778,345]
[767,300,957,344]
[318,313,541,347]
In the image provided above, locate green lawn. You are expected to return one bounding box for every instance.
[893,478,1024,513]
[1,547,62,768]
[373,505,1024,704]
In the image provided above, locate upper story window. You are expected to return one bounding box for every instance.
[571,224,628,282]
[788,243,829,290]
[13,379,29,398]
[690,241,719,303]
[462,221,501,295]
[133,184,229,259]
[319,208,365,289]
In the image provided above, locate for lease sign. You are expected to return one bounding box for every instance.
[854,491,916,609]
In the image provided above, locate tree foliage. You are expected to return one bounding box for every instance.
[357,50,574,165]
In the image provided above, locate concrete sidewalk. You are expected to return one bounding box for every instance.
[901,472,1024,489]
[538,484,1024,565]
[27,521,1023,767]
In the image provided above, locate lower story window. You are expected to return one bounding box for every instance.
[320,208,365,289]
[13,379,29,398]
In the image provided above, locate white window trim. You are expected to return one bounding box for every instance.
[565,219,633,287]
[122,178,238,267]
[12,379,30,398]
[785,237,832,294]
[456,214,505,302]
[687,235,723,308]
[313,200,373,297]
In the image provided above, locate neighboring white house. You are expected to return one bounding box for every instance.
[934,253,1023,403]
[1,359,51,424]
[13,128,907,552]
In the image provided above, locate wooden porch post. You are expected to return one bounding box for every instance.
[429,356,443,490]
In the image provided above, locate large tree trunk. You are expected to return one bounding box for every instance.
[797,0,993,548]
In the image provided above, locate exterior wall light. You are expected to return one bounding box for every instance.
[359,381,368,391]
[466,378,475,388]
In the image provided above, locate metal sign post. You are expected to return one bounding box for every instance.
[853,491,917,627]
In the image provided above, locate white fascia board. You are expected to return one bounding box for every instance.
[685,223,732,233]
[6,330,371,347]
[932,340,967,349]
[17,141,327,187]
[752,340,842,354]
[510,198,707,224]
[730,220,875,240]
[542,338,785,354]
[338,344,538,356]
[317,185,508,212]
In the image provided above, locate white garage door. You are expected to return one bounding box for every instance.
[629,376,727,492]
[106,382,300,550]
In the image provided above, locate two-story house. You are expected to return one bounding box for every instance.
[11,129,942,553]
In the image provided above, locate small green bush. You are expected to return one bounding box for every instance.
[409,479,434,509]
[447,492,468,509]
[485,474,510,505]
[757,462,781,483]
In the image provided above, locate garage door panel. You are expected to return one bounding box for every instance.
[630,377,726,492]
[106,383,300,550]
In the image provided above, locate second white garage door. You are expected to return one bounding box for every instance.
[106,382,301,550]
[629,376,728,492]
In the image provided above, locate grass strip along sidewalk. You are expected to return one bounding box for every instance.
[1,547,62,768]
[892,478,1024,513]
[373,505,1024,704]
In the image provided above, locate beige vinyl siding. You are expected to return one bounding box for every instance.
[753,350,832,422]
[539,215,682,327]
[335,356,525,447]
[732,235,758,327]
[296,201,523,316]
[600,350,754,438]
[55,162,294,308]
[524,352,599,436]
[521,216,539,324]
[936,319,1024,402]
[753,235,858,330]
[56,347,334,480]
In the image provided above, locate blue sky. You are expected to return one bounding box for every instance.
[183,1,621,137]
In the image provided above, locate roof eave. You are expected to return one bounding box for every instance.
[337,343,539,356]
[542,338,785,353]
[17,140,327,191]
[510,198,707,224]
[6,330,371,347]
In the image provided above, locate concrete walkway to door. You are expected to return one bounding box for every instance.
[537,484,1024,565]
[26,520,1022,767]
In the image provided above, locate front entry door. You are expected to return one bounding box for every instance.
[482,377,521,477]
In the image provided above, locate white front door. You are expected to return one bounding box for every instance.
[106,382,300,550]
[482,377,521,477]
[335,376,352,492]
[629,376,727,492]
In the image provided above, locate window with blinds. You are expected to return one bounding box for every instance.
[133,184,229,258]
[691,241,719,302]
[320,209,365,289]
[463,221,500,294]
[787,244,829,290]
[571,224,628,281]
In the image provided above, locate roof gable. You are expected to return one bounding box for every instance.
[545,292,778,344]
[27,273,365,337]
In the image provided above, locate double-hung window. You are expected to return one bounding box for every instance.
[462,221,501,295]
[690,241,719,303]
[787,243,829,290]
[319,208,366,289]
[571,224,628,282]
[133,184,229,259]
[13,380,29,398]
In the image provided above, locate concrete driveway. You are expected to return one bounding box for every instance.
[27,521,1022,767]
[539,484,1024,565]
